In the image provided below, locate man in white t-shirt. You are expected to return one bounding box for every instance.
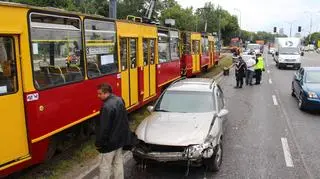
[245,56,256,86]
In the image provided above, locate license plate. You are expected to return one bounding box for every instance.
[287,65,294,68]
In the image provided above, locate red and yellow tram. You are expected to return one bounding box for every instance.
[0,2,215,176]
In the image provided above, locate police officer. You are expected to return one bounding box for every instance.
[254,53,265,85]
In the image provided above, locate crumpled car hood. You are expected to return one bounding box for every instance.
[135,112,215,146]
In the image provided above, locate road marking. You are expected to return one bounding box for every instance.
[281,137,294,167]
[267,70,270,73]
[272,95,278,105]
[269,78,272,84]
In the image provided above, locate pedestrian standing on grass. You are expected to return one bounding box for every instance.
[96,83,137,179]
[235,57,247,88]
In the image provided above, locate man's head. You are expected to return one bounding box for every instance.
[97,83,112,101]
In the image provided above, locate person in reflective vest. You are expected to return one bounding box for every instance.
[254,53,265,85]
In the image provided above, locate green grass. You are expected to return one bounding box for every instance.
[201,55,233,78]
[19,55,232,179]
[19,139,98,179]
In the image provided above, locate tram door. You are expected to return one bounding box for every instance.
[192,40,201,73]
[209,40,214,67]
[0,36,29,166]
[142,39,156,100]
[120,38,138,108]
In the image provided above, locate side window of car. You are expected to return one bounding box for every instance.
[216,86,224,111]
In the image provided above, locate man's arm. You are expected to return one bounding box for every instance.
[97,105,114,148]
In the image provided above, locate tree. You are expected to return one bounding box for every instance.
[305,32,320,46]
[160,3,198,31]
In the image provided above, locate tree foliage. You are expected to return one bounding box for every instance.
[305,32,320,47]
[6,0,279,44]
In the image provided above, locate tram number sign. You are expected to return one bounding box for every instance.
[27,93,39,102]
[86,47,108,55]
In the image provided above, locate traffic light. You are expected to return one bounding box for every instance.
[298,26,301,32]
[273,27,277,33]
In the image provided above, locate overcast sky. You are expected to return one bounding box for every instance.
[177,0,320,36]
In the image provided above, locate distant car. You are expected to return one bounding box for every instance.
[133,78,228,172]
[246,43,260,54]
[291,67,320,110]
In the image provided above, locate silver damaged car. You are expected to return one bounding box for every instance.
[133,78,228,172]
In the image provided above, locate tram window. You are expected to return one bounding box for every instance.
[84,19,118,78]
[170,37,180,60]
[158,33,170,63]
[192,40,200,54]
[30,13,83,89]
[129,39,137,69]
[120,38,127,71]
[0,37,17,95]
[202,37,209,55]
[143,39,149,66]
[150,39,155,65]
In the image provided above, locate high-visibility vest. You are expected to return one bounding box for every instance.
[255,57,265,70]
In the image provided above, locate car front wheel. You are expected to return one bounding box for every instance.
[205,143,223,172]
[298,94,306,110]
[291,84,296,97]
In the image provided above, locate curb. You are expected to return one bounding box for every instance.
[75,151,132,179]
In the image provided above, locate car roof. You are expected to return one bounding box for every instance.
[303,67,320,71]
[167,78,214,93]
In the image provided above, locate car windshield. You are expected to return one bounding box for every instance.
[305,71,320,83]
[247,44,260,50]
[279,47,300,55]
[154,90,214,113]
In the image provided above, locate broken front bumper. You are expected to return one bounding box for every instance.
[133,147,199,162]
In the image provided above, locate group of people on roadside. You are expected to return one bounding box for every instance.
[234,53,265,88]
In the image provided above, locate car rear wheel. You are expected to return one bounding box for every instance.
[205,143,223,172]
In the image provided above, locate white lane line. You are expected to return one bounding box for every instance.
[269,78,273,84]
[281,137,294,167]
[272,95,278,106]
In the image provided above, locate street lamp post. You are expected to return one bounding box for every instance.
[284,21,295,37]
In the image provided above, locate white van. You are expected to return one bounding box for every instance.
[274,37,303,69]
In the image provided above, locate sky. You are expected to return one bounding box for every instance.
[177,0,320,37]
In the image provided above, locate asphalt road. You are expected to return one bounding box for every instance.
[82,51,320,179]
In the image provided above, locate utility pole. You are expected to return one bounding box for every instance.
[290,23,292,37]
[109,0,117,19]
[218,5,221,49]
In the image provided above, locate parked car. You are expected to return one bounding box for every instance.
[291,67,320,110]
[133,78,228,172]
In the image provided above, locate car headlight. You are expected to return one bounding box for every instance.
[278,57,284,62]
[184,142,212,159]
[308,91,318,98]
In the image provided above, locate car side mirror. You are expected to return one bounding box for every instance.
[217,109,229,118]
[275,52,279,56]
[147,106,154,113]
[295,73,301,81]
